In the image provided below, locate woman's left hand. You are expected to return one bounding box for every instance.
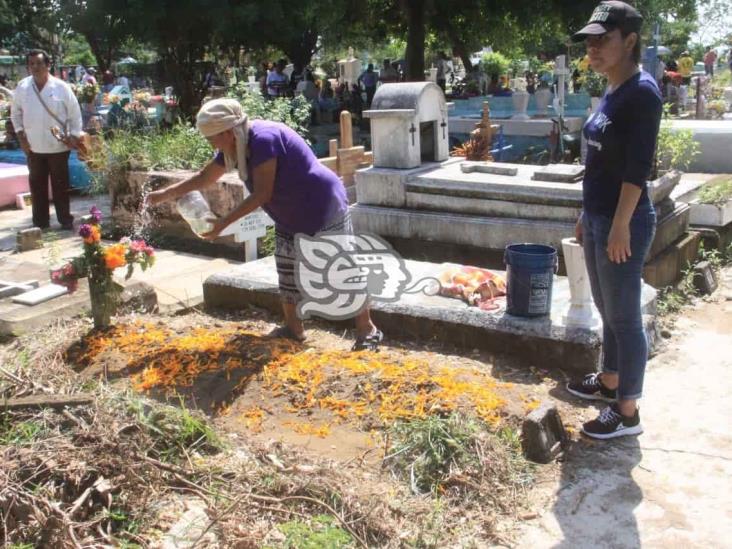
[200,217,229,240]
[606,222,631,263]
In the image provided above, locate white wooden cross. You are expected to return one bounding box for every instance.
[220,209,274,262]
[553,54,569,118]
[0,279,40,299]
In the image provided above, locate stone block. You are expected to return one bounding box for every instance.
[531,164,585,183]
[689,198,732,227]
[643,232,700,288]
[350,204,576,254]
[654,197,676,219]
[648,203,690,260]
[648,170,681,204]
[16,228,43,252]
[461,162,519,177]
[692,261,718,295]
[521,402,567,464]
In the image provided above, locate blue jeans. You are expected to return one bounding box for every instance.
[583,202,656,400]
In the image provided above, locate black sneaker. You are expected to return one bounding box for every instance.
[581,403,643,440]
[566,373,616,402]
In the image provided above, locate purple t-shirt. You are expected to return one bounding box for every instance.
[215,120,347,235]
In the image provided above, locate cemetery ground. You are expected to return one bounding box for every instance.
[1,201,731,547]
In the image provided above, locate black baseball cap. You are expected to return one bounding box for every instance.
[572,1,643,42]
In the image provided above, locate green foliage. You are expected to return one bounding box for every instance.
[258,226,276,258]
[480,52,510,78]
[697,176,732,206]
[266,515,353,549]
[123,394,224,462]
[385,414,480,494]
[581,70,608,98]
[89,124,213,194]
[227,85,312,142]
[63,32,96,66]
[656,118,700,172]
[0,420,46,445]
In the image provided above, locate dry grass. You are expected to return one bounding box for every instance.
[0,312,534,547]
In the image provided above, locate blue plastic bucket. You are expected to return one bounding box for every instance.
[504,243,558,317]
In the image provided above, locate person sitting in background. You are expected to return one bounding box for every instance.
[116,73,129,89]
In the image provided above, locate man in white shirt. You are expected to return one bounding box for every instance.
[116,74,130,89]
[11,49,82,230]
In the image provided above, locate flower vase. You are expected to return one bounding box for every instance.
[88,277,114,329]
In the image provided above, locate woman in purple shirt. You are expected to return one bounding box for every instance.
[147,98,382,350]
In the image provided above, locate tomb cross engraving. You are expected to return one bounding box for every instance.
[440,119,447,139]
[409,123,416,146]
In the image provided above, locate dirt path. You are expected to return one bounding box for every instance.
[514,266,732,548]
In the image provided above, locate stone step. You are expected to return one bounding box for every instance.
[351,204,576,254]
[643,231,700,288]
[649,202,690,260]
[203,256,657,373]
[405,190,581,222]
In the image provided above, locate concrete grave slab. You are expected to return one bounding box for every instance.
[531,164,585,183]
[643,232,700,288]
[204,256,657,373]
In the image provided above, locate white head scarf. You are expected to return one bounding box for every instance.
[196,98,250,182]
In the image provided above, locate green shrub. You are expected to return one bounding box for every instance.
[266,515,353,549]
[656,125,700,172]
[580,70,607,98]
[227,85,312,142]
[480,52,510,78]
[697,176,732,205]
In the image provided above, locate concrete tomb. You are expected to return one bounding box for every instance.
[363,82,449,169]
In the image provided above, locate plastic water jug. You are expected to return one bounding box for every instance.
[176,191,214,237]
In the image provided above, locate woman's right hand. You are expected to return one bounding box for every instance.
[145,189,169,206]
[575,214,584,245]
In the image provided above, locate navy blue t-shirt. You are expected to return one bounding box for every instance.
[582,71,662,217]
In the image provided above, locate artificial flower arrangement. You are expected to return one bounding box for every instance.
[76,82,100,104]
[50,206,155,328]
[133,91,152,105]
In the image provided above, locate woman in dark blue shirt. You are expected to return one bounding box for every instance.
[565,1,662,439]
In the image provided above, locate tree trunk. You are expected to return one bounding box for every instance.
[448,30,472,73]
[284,28,318,71]
[403,0,426,81]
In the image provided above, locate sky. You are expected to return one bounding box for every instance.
[691,2,732,47]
